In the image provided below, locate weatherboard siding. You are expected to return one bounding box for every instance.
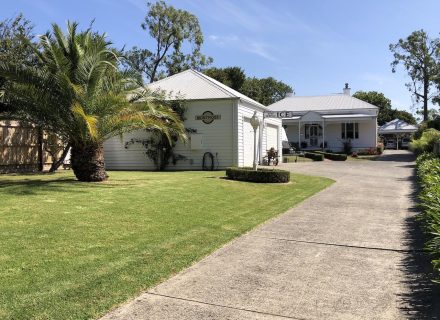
[104,99,235,170]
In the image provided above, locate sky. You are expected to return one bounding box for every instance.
[2,0,440,114]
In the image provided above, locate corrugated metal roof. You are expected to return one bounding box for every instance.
[267,95,379,111]
[147,69,265,109]
[378,119,418,133]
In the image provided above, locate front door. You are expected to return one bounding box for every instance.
[309,125,319,147]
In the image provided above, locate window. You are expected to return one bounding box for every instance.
[341,123,359,139]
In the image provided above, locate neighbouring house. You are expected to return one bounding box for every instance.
[103,69,282,170]
[266,84,378,152]
[378,118,418,149]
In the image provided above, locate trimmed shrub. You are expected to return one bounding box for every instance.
[376,143,384,155]
[304,152,324,161]
[226,167,290,183]
[313,151,347,161]
[416,152,440,282]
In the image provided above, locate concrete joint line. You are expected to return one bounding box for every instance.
[145,292,307,320]
[250,235,424,253]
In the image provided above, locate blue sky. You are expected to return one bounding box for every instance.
[3,0,440,113]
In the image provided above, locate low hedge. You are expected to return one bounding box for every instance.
[304,152,324,161]
[416,152,440,282]
[311,151,347,161]
[226,167,290,183]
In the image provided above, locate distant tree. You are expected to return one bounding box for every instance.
[390,30,440,122]
[393,110,417,125]
[241,77,293,106]
[204,67,246,91]
[125,1,212,83]
[353,91,393,125]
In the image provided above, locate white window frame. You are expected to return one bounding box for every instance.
[341,123,359,139]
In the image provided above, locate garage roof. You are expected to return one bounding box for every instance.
[268,95,378,112]
[378,119,418,134]
[147,69,265,109]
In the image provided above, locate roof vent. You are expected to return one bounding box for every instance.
[343,83,351,96]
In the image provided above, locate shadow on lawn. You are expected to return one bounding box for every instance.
[397,171,440,319]
[0,177,118,196]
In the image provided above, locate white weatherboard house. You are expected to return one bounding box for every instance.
[267,85,379,152]
[104,70,282,170]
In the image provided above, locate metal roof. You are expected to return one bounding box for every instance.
[378,119,418,134]
[147,69,265,109]
[267,95,379,112]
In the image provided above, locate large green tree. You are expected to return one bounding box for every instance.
[390,30,440,122]
[204,67,246,91]
[241,77,294,106]
[353,90,416,125]
[125,1,212,83]
[0,22,185,182]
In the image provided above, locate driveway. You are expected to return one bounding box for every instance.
[101,150,438,319]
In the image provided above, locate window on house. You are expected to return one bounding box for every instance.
[341,123,359,139]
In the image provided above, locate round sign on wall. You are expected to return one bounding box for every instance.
[195,111,221,124]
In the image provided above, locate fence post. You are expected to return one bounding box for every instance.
[37,127,44,171]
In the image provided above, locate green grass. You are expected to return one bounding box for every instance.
[0,171,333,319]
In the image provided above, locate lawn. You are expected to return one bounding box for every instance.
[0,171,333,319]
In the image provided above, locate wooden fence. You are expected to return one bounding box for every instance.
[0,120,62,173]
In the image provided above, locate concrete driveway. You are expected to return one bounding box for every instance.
[101,150,438,320]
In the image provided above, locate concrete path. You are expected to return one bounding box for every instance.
[101,150,438,320]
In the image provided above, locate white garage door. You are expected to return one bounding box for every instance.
[243,118,259,166]
[266,124,279,151]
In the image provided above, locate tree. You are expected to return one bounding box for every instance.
[0,14,36,114]
[241,77,293,106]
[353,91,393,125]
[390,30,440,122]
[204,67,246,91]
[393,110,417,125]
[353,90,417,125]
[125,1,212,83]
[0,22,186,182]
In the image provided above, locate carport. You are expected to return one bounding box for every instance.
[378,118,418,149]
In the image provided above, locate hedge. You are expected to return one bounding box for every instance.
[226,167,290,183]
[416,152,440,282]
[304,152,324,161]
[313,151,347,161]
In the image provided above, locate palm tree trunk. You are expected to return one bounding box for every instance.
[71,143,108,182]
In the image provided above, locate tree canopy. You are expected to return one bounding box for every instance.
[353,90,416,125]
[125,1,212,83]
[203,67,293,106]
[390,30,440,121]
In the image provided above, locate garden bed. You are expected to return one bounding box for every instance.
[226,167,290,183]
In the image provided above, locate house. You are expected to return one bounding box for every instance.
[266,84,378,152]
[103,69,282,170]
[378,118,418,149]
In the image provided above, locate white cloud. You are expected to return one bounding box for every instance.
[209,34,275,61]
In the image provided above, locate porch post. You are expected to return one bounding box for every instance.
[322,120,325,151]
[298,121,301,150]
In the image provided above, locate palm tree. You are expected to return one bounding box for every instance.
[0,22,186,181]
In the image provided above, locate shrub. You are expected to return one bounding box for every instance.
[313,151,347,161]
[304,152,324,161]
[410,129,440,154]
[376,143,384,155]
[416,152,440,282]
[226,167,290,183]
[342,139,352,154]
